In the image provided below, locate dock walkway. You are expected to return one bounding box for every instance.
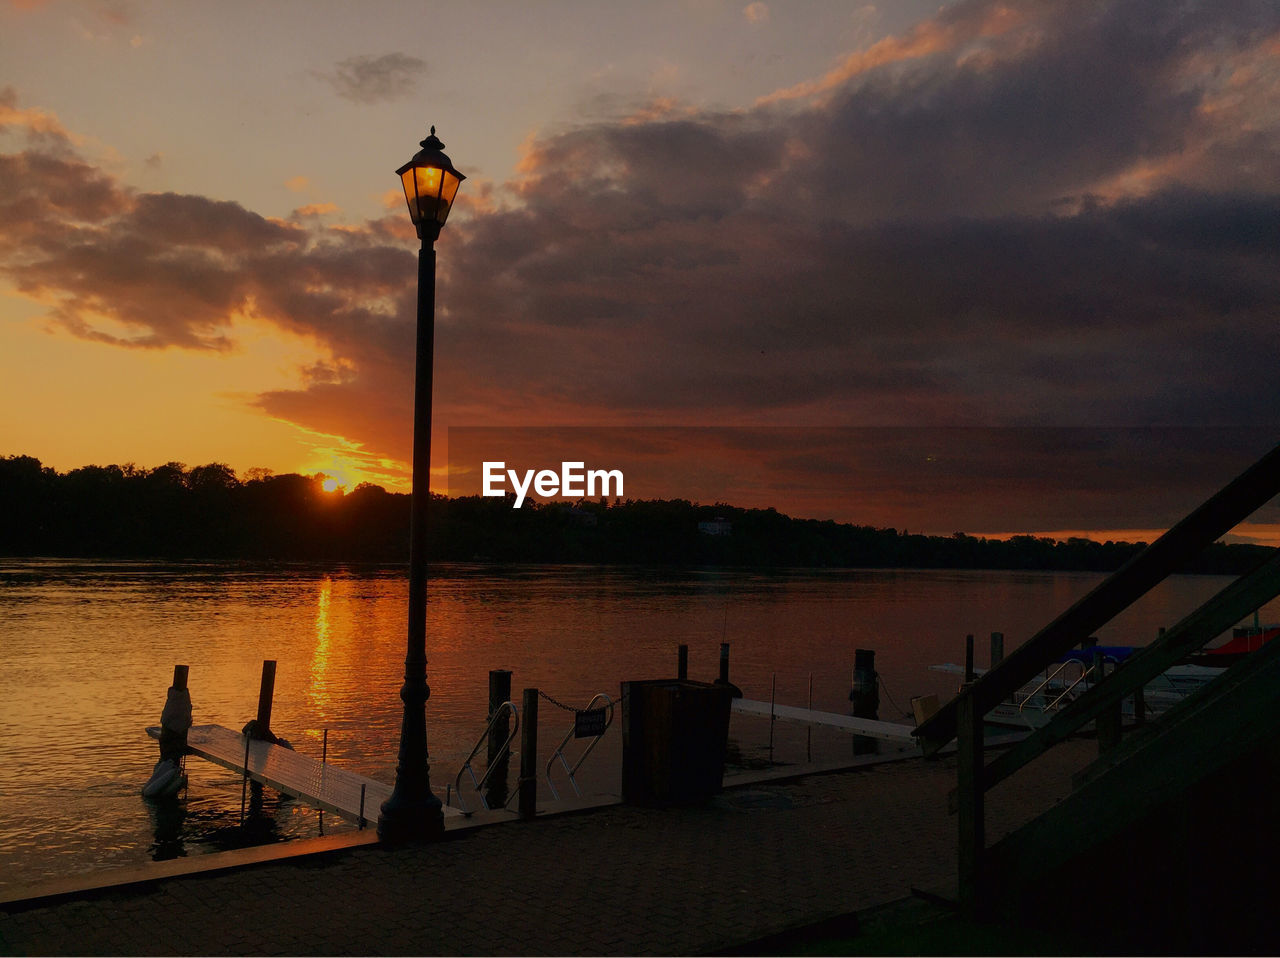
[0,739,1095,956]
[731,698,920,743]
[146,725,465,826]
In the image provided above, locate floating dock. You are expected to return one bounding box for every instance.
[146,724,463,825]
[730,698,919,744]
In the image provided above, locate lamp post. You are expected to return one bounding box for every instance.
[377,126,466,842]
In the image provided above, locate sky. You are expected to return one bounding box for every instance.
[2,0,1280,544]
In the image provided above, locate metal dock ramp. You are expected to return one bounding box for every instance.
[730,699,919,744]
[146,724,463,825]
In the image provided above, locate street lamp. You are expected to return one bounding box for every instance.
[378,126,465,842]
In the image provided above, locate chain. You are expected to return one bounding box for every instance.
[535,687,628,712]
[875,670,914,720]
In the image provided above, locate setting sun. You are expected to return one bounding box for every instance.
[321,477,341,493]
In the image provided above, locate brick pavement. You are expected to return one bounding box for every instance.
[0,743,1092,956]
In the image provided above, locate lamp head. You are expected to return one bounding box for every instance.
[396,126,466,241]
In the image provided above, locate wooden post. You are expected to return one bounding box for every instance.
[989,632,1004,669]
[677,644,688,680]
[255,660,277,737]
[956,694,986,913]
[719,642,730,684]
[519,688,538,820]
[964,634,975,685]
[158,664,192,763]
[486,669,512,809]
[851,649,879,756]
[851,650,879,718]
[1133,685,1147,727]
[1094,650,1122,753]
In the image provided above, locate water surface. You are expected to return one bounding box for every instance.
[0,559,1264,888]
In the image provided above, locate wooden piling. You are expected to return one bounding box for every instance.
[519,688,538,820]
[851,649,879,719]
[964,634,975,685]
[487,669,512,809]
[719,642,730,684]
[255,660,277,736]
[172,664,189,691]
[851,649,879,756]
[677,644,688,680]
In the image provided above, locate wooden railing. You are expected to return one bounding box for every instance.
[912,441,1280,908]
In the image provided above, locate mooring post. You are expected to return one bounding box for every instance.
[677,644,688,680]
[963,634,975,685]
[519,688,538,820]
[255,660,277,738]
[719,642,730,683]
[851,649,879,720]
[487,669,513,809]
[989,632,1004,669]
[851,648,880,756]
[158,664,192,764]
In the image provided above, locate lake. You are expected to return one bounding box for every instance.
[0,559,1267,889]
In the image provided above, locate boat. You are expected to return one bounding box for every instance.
[928,623,1278,730]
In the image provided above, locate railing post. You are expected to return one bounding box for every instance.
[964,634,975,685]
[519,688,538,820]
[1094,650,1122,753]
[956,694,986,913]
[989,632,1004,669]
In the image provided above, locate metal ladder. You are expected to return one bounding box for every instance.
[446,701,519,815]
[545,692,614,801]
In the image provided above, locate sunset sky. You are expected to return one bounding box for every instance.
[3,0,1279,544]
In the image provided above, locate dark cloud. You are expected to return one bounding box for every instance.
[316,53,427,104]
[4,0,1280,535]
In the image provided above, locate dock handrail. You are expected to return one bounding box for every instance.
[545,693,614,801]
[916,441,1280,755]
[447,701,519,815]
[919,441,1280,910]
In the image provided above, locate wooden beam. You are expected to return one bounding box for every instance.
[915,442,1280,755]
[964,548,1280,795]
[986,636,1280,886]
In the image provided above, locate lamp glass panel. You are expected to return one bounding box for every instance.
[436,172,461,225]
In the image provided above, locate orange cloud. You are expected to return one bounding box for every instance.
[0,86,72,140]
[292,202,339,218]
[758,2,1028,105]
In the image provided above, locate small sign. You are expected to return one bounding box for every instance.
[574,707,608,738]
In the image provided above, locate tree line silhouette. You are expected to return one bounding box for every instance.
[0,454,1269,574]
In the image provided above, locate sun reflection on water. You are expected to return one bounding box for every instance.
[308,577,333,720]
